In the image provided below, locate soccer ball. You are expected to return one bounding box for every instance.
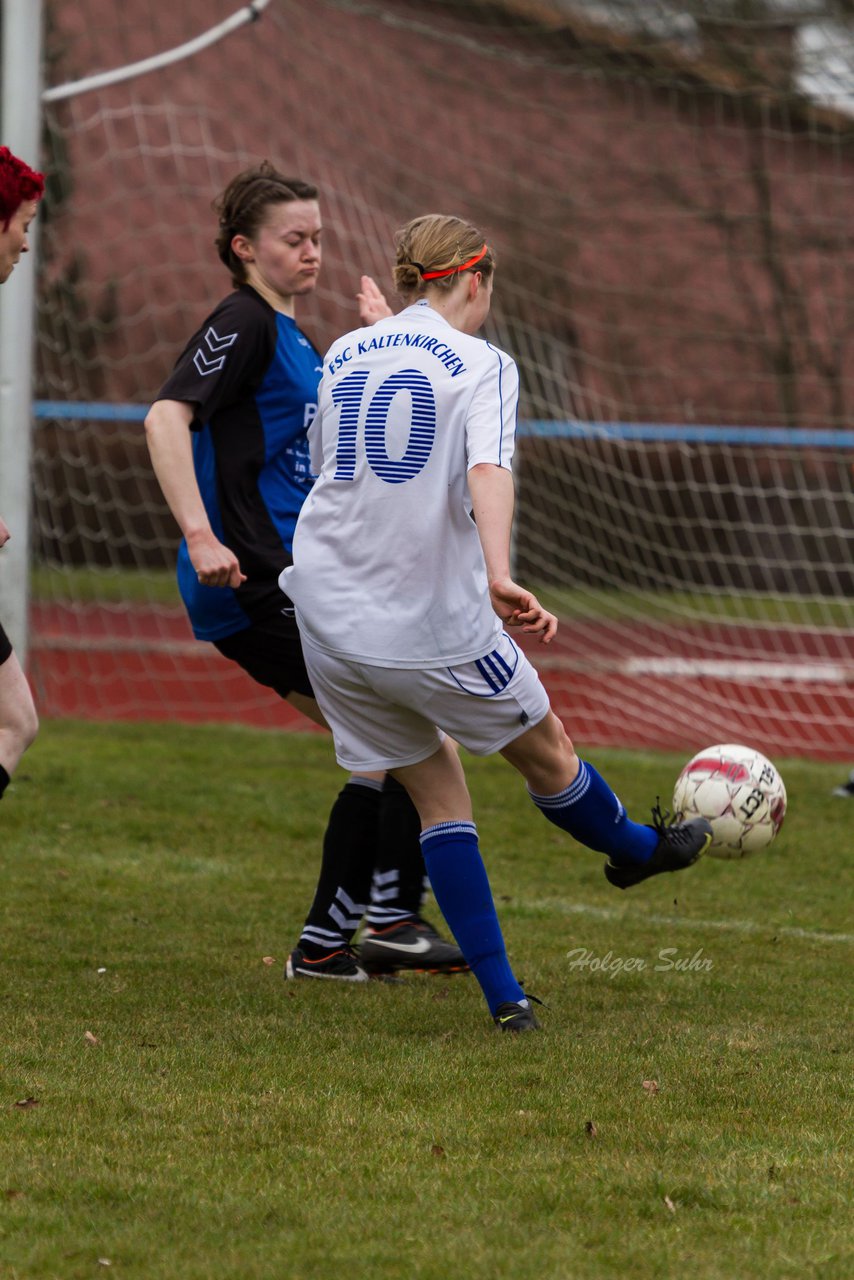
[672,743,787,859]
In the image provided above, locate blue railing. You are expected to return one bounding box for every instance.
[32,402,854,447]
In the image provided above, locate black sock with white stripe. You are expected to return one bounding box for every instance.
[364,775,426,930]
[298,778,380,957]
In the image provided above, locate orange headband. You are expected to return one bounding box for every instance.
[420,244,489,280]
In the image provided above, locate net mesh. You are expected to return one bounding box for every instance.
[28,0,854,757]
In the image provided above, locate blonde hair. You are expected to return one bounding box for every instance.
[393,214,495,299]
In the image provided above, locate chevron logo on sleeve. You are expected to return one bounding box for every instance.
[193,325,238,376]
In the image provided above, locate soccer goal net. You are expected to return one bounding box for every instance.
[26,0,854,759]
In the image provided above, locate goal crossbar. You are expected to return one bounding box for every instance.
[42,0,272,103]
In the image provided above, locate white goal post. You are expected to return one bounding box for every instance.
[0,0,43,660]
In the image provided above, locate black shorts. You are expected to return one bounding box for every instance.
[0,620,12,667]
[213,609,314,700]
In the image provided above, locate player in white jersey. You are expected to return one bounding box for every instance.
[289,285,518,672]
[282,213,713,1032]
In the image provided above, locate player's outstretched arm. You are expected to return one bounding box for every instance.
[356,274,393,325]
[144,399,246,590]
[0,517,10,547]
[468,462,557,644]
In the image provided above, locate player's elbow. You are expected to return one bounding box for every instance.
[143,401,166,444]
[144,399,191,446]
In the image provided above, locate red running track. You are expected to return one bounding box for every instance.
[28,603,854,761]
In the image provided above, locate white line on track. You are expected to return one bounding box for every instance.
[515,899,854,945]
[622,658,853,682]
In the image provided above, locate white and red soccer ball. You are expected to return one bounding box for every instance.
[673,743,787,859]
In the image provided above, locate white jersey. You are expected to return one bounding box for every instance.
[280,300,519,668]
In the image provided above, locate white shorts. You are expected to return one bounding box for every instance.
[301,631,551,772]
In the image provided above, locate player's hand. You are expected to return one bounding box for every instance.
[489,577,557,644]
[186,529,246,589]
[0,517,10,548]
[357,275,393,325]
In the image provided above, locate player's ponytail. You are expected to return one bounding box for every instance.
[214,161,318,285]
[393,214,495,300]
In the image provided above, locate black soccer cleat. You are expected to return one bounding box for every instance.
[493,999,542,1033]
[285,944,368,981]
[604,803,713,890]
[358,916,469,975]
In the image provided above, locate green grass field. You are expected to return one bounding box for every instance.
[1,721,851,1279]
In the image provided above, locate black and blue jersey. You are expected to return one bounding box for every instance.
[155,285,322,641]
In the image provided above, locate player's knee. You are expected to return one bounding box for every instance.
[552,711,575,756]
[11,700,38,753]
[21,700,39,750]
[539,710,577,772]
[501,709,577,792]
[6,688,38,751]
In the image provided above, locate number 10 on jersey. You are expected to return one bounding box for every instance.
[331,368,437,485]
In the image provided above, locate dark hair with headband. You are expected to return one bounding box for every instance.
[393,214,495,299]
[214,161,318,285]
[0,146,45,231]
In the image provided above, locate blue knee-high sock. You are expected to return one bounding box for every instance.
[530,760,658,865]
[420,822,525,1014]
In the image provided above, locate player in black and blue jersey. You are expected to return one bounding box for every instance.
[144,162,464,981]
